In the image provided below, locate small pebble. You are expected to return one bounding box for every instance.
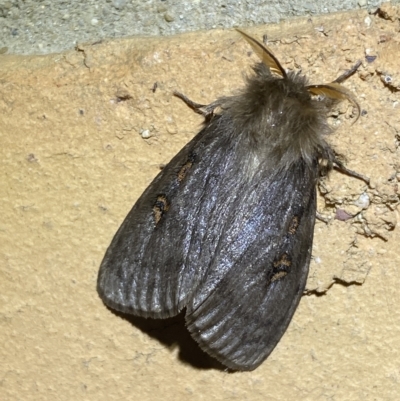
[164,12,175,22]
[140,129,151,139]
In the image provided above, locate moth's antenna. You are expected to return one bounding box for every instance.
[236,29,287,79]
[307,61,362,123]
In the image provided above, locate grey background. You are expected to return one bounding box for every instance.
[0,0,389,55]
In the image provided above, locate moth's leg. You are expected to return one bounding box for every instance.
[333,158,370,185]
[316,162,369,224]
[333,61,362,84]
[173,91,221,119]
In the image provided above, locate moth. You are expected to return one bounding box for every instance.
[97,30,369,371]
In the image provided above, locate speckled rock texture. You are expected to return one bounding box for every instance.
[0,0,382,55]
[1,6,400,401]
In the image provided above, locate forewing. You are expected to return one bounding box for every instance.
[97,116,245,318]
[185,159,317,370]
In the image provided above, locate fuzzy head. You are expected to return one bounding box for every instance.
[219,30,359,171]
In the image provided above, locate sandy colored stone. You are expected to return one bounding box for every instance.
[1,8,400,401]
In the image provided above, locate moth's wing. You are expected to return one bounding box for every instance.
[97,117,244,318]
[98,112,317,370]
[185,159,317,370]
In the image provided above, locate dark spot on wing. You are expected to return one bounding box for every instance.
[153,194,170,225]
[177,152,196,182]
[288,215,300,235]
[269,253,292,284]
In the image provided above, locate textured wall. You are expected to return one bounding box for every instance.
[1,5,400,401]
[0,0,386,55]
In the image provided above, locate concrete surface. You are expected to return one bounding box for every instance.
[0,0,386,55]
[1,4,400,401]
